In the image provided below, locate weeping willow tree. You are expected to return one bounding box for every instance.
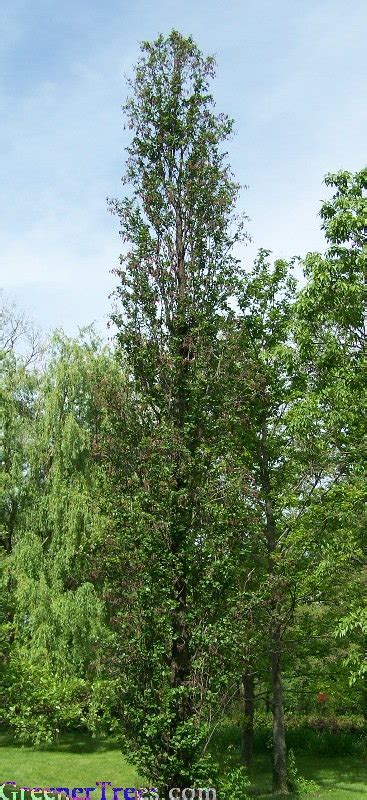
[1,301,44,737]
[3,329,127,744]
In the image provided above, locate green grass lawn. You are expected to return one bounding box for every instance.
[0,732,366,800]
[0,732,139,789]
[247,753,367,799]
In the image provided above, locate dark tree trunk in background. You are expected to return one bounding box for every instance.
[260,420,289,794]
[271,631,289,793]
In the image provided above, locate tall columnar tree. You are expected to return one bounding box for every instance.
[109,30,245,788]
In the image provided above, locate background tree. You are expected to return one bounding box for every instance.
[2,328,126,744]
[0,300,43,726]
[295,167,366,697]
[220,253,300,793]
[220,239,365,792]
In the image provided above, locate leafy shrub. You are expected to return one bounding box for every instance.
[305,714,365,733]
[288,749,318,795]
[283,717,366,756]
[214,744,250,800]
[3,657,88,746]
[84,678,121,738]
[250,712,366,756]
[217,765,250,800]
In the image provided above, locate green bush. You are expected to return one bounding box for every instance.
[284,715,366,755]
[288,749,318,795]
[3,657,88,746]
[217,765,250,800]
[83,678,121,738]
[213,715,366,760]
[248,711,366,756]
[215,744,250,800]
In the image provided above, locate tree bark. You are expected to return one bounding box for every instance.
[240,672,255,767]
[271,629,289,793]
[260,419,289,794]
[167,195,194,787]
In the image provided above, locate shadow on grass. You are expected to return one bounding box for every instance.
[1,725,365,798]
[0,728,122,754]
[246,753,367,798]
[210,725,366,798]
[52,732,122,755]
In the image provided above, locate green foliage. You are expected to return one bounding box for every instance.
[287,749,318,794]
[1,325,129,744]
[295,167,366,690]
[3,658,87,746]
[9,330,116,678]
[300,167,366,341]
[84,678,121,738]
[335,607,367,686]
[217,765,250,800]
[1,32,366,799]
[106,29,249,789]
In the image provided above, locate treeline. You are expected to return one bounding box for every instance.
[1,31,366,797]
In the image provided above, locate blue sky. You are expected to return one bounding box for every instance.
[1,0,366,337]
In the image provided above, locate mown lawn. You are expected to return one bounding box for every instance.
[247,753,367,799]
[0,732,139,789]
[0,732,366,799]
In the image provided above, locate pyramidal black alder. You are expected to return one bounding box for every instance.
[108,30,246,791]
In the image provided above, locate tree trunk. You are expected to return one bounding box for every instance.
[240,672,255,767]
[167,202,194,787]
[260,419,289,794]
[271,630,289,794]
